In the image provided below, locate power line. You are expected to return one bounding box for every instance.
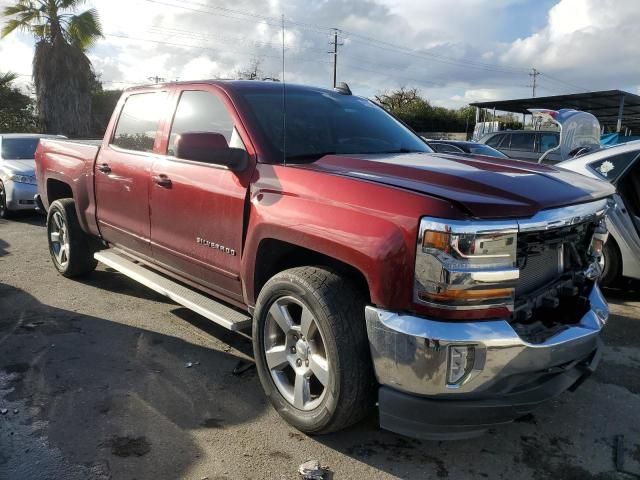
[139,0,332,35]
[342,31,530,75]
[105,0,590,98]
[137,0,530,76]
[145,24,329,54]
[539,72,590,93]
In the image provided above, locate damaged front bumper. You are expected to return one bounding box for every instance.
[365,284,608,440]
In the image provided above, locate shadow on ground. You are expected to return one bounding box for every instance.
[0,282,266,480]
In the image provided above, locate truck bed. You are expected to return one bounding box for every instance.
[35,138,102,236]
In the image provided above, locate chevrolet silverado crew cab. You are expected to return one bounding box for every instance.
[35,80,614,440]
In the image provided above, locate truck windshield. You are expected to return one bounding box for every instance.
[241,89,431,162]
[1,138,40,160]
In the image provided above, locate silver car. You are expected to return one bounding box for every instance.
[0,134,64,218]
[558,141,640,286]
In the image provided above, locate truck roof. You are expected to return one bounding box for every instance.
[0,133,65,139]
[124,79,339,96]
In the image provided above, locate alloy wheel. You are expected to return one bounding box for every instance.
[49,211,70,268]
[263,296,330,411]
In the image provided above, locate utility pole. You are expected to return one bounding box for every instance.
[329,28,343,88]
[528,68,540,97]
[148,75,165,84]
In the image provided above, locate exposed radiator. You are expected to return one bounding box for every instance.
[516,245,562,295]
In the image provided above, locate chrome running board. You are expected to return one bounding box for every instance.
[94,249,251,331]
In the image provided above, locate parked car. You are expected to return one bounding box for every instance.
[35,80,614,440]
[0,133,64,218]
[425,139,508,158]
[558,141,640,286]
[479,129,561,163]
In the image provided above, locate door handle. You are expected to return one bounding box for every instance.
[97,163,111,173]
[152,174,172,188]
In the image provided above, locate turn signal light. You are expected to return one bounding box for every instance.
[423,231,450,252]
[418,287,514,304]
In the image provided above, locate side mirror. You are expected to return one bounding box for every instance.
[175,132,249,172]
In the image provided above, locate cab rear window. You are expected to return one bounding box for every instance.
[111,92,167,152]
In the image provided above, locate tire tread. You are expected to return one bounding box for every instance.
[254,266,375,434]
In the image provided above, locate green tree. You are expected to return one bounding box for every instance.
[89,75,122,137]
[374,88,478,135]
[0,72,37,132]
[2,0,103,137]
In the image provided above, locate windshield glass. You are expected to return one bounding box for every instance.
[241,90,431,162]
[1,138,40,160]
[468,144,508,158]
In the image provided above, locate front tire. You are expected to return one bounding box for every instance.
[47,199,97,277]
[253,266,374,434]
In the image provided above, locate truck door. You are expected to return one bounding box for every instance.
[149,87,255,304]
[95,90,169,258]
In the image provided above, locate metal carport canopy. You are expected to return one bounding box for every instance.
[470,90,640,133]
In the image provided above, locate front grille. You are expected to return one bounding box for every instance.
[516,246,561,295]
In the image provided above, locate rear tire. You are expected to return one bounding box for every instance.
[47,199,97,277]
[0,181,13,219]
[600,238,621,287]
[253,266,374,435]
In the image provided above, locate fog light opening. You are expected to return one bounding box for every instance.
[447,345,475,386]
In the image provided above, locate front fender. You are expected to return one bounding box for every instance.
[242,164,466,310]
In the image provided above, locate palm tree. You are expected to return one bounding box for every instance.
[1,1,102,137]
[0,71,19,88]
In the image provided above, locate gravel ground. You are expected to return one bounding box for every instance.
[1,213,640,480]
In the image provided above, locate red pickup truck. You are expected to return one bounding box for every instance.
[35,80,614,440]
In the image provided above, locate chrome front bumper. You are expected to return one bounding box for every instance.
[365,284,608,397]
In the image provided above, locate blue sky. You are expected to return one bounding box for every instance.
[1,0,638,107]
[498,0,558,41]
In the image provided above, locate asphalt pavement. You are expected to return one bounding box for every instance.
[1,213,639,479]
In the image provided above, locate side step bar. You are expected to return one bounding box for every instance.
[94,250,252,332]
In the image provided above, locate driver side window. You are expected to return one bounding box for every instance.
[168,90,245,158]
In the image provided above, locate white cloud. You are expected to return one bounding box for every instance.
[501,0,640,92]
[0,0,638,108]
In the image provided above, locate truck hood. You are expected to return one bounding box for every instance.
[295,152,615,218]
[1,159,35,175]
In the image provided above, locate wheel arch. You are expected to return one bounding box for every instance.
[46,178,74,205]
[251,238,371,307]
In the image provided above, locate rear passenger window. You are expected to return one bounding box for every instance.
[485,134,503,148]
[168,90,243,157]
[111,92,167,152]
[509,133,535,151]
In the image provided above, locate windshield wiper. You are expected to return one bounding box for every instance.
[374,148,425,154]
[285,152,337,162]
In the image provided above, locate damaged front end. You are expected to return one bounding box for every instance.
[512,213,609,343]
[365,198,612,440]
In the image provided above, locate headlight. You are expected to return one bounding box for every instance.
[588,218,608,260]
[10,174,37,185]
[415,218,519,320]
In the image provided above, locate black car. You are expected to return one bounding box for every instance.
[425,140,509,159]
